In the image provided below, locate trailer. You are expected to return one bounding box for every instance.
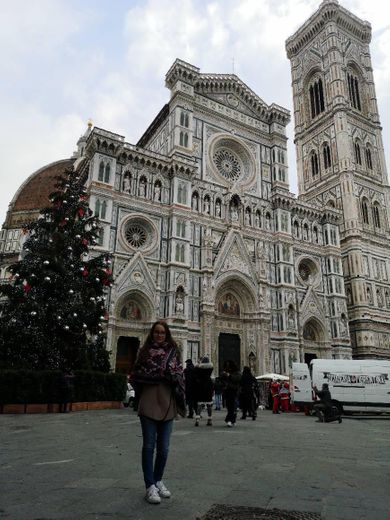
[290,359,390,414]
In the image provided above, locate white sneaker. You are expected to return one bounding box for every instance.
[156,480,171,498]
[227,421,232,427]
[145,484,161,504]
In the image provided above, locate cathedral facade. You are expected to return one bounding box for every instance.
[1,0,389,373]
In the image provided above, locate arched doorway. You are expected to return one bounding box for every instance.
[115,336,140,374]
[218,333,240,373]
[302,317,326,361]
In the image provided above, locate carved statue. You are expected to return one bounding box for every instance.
[231,206,239,222]
[154,184,161,201]
[175,295,184,314]
[139,178,147,197]
[215,201,221,217]
[122,175,131,193]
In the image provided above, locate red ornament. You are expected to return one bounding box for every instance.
[23,281,32,293]
[78,208,85,217]
[82,268,89,277]
[59,219,67,227]
[82,238,89,246]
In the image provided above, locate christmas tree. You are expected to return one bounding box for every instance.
[0,166,113,371]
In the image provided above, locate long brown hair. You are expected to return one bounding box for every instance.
[137,321,179,363]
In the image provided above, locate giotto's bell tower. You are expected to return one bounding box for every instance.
[286,0,390,358]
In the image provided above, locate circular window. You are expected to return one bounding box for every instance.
[120,215,158,253]
[209,135,255,186]
[297,257,319,285]
[125,223,147,248]
[213,149,241,181]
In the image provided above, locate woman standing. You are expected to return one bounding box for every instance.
[131,321,185,505]
[221,360,241,427]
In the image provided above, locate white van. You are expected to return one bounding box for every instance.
[291,359,390,414]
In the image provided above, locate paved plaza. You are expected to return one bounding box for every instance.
[0,408,389,519]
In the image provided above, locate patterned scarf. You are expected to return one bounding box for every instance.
[131,342,183,386]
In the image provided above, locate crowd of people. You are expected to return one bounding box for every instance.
[129,320,292,505]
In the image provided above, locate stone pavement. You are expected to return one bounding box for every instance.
[0,408,389,520]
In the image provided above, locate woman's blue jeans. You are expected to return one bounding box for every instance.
[139,416,173,489]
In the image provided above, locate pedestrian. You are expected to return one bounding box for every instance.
[221,360,241,427]
[193,356,214,426]
[279,381,290,412]
[130,320,185,505]
[313,383,332,421]
[213,376,223,411]
[239,366,258,420]
[270,378,281,414]
[184,359,196,419]
[58,370,74,413]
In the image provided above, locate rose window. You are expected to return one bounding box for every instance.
[125,224,147,248]
[121,215,157,252]
[209,135,255,186]
[213,149,241,181]
[297,257,319,285]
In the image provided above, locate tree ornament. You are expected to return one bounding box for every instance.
[65,217,70,221]
[64,325,70,330]
[69,289,74,294]
[67,246,73,251]
[57,316,62,320]
[82,323,87,329]
[90,297,95,301]
[73,313,78,317]
[63,200,68,204]
[95,278,100,282]
[75,235,81,239]
[78,208,85,217]
[31,311,37,316]
[99,316,105,321]
[43,260,50,265]
[44,277,51,282]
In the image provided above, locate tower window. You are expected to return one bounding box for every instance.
[347,72,361,111]
[354,142,362,165]
[180,131,189,147]
[361,199,369,224]
[323,143,332,169]
[95,199,107,220]
[365,146,373,170]
[180,111,189,128]
[311,151,319,177]
[98,161,104,181]
[104,163,111,183]
[372,204,381,228]
[309,77,325,119]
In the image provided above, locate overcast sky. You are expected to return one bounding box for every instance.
[1,0,390,225]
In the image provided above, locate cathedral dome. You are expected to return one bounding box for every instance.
[4,158,75,228]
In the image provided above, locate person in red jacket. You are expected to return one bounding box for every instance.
[270,379,280,414]
[279,381,290,412]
